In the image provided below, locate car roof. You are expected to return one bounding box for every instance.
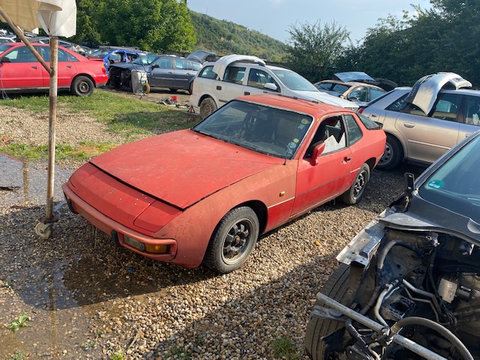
[235,94,353,118]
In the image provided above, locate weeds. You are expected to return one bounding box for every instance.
[110,351,124,360]
[272,336,301,360]
[6,313,30,333]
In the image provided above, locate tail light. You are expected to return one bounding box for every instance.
[357,106,365,114]
[102,66,107,75]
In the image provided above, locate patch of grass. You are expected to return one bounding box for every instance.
[1,142,117,162]
[272,336,301,360]
[110,351,124,360]
[6,313,30,333]
[10,352,24,360]
[169,347,190,359]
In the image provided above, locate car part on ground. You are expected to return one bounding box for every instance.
[305,131,480,359]
[362,72,480,169]
[63,94,385,273]
[190,54,358,119]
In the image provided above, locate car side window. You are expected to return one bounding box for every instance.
[247,68,278,89]
[4,46,37,62]
[305,116,346,157]
[430,93,461,121]
[386,94,426,116]
[344,114,363,145]
[332,83,350,94]
[223,66,245,84]
[192,62,201,71]
[153,57,173,69]
[198,65,217,79]
[464,96,480,126]
[175,59,188,69]
[348,86,368,102]
[58,49,77,62]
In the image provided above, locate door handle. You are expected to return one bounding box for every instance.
[31,65,38,69]
[244,91,250,95]
[344,157,351,162]
[66,65,72,68]
[216,85,222,90]
[403,123,415,128]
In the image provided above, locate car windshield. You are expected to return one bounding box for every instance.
[0,43,13,54]
[419,135,480,222]
[192,100,313,159]
[271,69,318,92]
[132,54,158,65]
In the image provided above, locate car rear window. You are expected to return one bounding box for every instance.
[358,114,382,130]
[198,65,217,79]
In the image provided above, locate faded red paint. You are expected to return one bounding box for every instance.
[63,94,386,268]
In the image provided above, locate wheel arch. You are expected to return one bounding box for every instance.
[198,93,217,108]
[384,131,407,160]
[71,73,96,89]
[224,200,268,236]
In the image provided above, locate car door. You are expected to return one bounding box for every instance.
[0,45,45,89]
[393,92,461,163]
[148,57,174,88]
[215,65,247,106]
[169,59,197,90]
[36,46,78,88]
[244,67,280,96]
[292,115,353,216]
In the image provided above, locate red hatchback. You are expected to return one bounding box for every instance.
[63,95,386,273]
[0,42,107,96]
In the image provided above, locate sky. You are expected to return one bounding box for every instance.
[187,0,432,44]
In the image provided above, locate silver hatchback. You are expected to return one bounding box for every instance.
[361,73,480,169]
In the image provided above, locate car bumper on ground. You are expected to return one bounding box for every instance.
[62,183,177,261]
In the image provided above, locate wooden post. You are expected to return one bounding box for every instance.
[45,36,58,221]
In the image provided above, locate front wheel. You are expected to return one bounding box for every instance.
[340,163,370,205]
[204,206,259,274]
[305,264,354,359]
[71,76,94,96]
[377,135,402,170]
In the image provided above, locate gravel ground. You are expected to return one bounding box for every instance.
[0,95,425,360]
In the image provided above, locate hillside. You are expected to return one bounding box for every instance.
[190,11,288,62]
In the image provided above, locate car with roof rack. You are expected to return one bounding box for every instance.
[190,55,358,119]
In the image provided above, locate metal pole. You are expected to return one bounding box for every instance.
[0,5,51,74]
[45,36,58,221]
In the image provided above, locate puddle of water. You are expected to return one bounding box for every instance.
[0,152,73,206]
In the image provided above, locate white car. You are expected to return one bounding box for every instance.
[190,54,358,119]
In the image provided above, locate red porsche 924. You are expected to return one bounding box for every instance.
[63,94,386,273]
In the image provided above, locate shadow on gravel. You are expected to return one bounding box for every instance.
[0,202,215,311]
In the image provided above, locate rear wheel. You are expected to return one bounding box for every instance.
[71,76,94,96]
[305,264,354,359]
[199,97,217,119]
[377,135,402,170]
[204,206,259,274]
[340,163,370,205]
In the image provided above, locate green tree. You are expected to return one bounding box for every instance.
[286,21,350,82]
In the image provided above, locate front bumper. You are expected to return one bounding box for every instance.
[63,184,177,261]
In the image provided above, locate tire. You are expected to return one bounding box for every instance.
[305,264,354,360]
[199,97,217,119]
[377,135,402,170]
[340,163,370,205]
[71,76,94,97]
[204,206,259,274]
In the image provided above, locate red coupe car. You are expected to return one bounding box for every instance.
[63,95,386,273]
[0,42,107,96]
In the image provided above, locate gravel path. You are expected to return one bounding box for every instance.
[0,98,423,360]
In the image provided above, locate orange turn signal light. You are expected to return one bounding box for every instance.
[145,244,169,254]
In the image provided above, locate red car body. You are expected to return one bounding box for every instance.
[63,95,386,271]
[0,42,107,94]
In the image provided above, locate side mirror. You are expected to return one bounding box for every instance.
[151,64,159,69]
[264,82,278,92]
[0,57,11,63]
[311,142,326,165]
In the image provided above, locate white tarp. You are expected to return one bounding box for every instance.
[0,0,76,37]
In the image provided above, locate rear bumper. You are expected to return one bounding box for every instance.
[63,183,177,261]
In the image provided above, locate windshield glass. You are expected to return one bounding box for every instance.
[0,44,13,54]
[272,69,318,92]
[193,100,313,159]
[132,54,158,65]
[419,135,480,222]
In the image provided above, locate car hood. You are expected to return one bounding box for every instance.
[295,90,359,109]
[89,130,283,209]
[213,54,265,79]
[405,72,472,114]
[380,195,480,247]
